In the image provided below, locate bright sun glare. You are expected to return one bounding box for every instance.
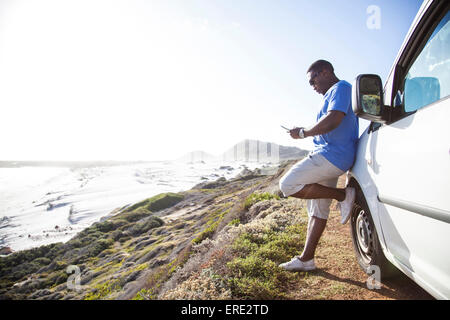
[0,0,313,161]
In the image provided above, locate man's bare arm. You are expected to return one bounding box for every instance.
[304,110,345,137]
[290,110,345,139]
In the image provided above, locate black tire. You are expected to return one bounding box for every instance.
[350,188,399,280]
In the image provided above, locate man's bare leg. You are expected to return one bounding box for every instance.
[291,183,345,201]
[289,183,344,262]
[299,216,327,261]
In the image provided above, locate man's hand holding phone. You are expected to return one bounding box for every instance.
[281,125,305,139]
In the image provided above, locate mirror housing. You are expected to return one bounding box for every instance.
[352,74,388,123]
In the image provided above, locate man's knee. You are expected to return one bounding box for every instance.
[279,177,305,198]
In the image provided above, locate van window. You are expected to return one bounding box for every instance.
[403,10,450,112]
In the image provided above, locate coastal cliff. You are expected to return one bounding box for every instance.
[0,159,431,300]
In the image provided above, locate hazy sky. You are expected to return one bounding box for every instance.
[0,0,423,161]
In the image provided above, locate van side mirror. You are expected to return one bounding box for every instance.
[352,74,387,123]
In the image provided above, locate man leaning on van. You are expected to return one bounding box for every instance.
[278,60,359,272]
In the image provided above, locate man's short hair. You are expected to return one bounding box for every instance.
[307,60,334,74]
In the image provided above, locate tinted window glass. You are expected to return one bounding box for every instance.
[404,10,450,112]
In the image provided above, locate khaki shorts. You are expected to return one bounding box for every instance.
[279,153,345,220]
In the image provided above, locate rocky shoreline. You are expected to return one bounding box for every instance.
[0,160,304,300]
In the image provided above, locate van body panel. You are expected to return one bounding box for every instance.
[372,97,450,299]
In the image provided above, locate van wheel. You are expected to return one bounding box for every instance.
[350,189,399,280]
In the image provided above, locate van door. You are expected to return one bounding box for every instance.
[372,7,450,298]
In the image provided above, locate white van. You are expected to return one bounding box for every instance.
[348,0,450,300]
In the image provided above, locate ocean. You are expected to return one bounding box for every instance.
[0,160,270,252]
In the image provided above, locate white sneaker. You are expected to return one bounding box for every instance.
[339,187,356,225]
[278,256,316,272]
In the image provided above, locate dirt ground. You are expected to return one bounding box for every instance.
[288,175,434,300]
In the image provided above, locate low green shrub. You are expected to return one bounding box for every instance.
[119,207,152,223]
[95,221,116,233]
[0,242,64,281]
[85,238,114,258]
[146,193,184,212]
[228,218,241,226]
[243,192,280,210]
[44,270,69,287]
[33,257,51,266]
[84,279,121,300]
[124,192,184,214]
[226,224,306,299]
[132,288,157,300]
[192,206,231,245]
[127,217,164,236]
[110,230,124,241]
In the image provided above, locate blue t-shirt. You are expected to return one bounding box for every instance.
[312,80,359,172]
